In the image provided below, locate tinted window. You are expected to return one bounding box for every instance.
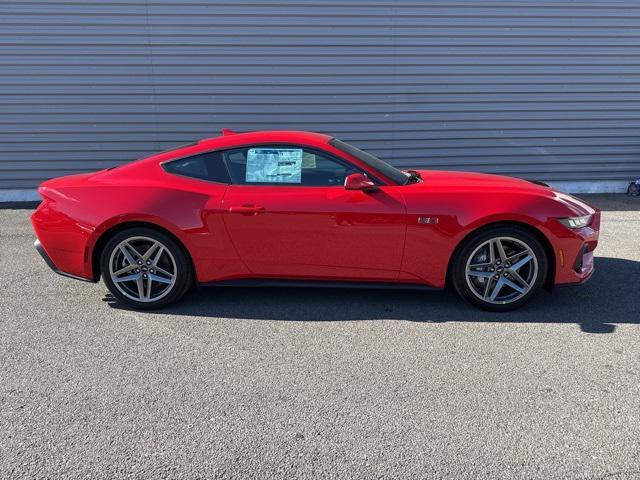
[163,151,231,184]
[329,138,408,185]
[223,146,361,186]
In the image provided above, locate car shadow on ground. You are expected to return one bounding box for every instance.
[103,257,640,334]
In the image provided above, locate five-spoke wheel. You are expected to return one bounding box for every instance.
[109,236,177,303]
[451,226,547,311]
[101,228,192,309]
[465,237,538,304]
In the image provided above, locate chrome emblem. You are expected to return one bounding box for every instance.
[418,217,438,224]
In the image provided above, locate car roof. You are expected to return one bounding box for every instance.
[101,130,343,180]
[196,130,332,149]
[137,130,333,166]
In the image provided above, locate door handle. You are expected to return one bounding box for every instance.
[228,205,266,215]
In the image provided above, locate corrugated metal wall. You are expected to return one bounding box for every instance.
[2,0,640,194]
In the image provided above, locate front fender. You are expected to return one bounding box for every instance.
[399,190,569,287]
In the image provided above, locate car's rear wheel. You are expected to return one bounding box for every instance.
[451,226,548,311]
[101,228,192,310]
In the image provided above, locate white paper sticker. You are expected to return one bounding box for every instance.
[246,148,302,183]
[301,152,317,169]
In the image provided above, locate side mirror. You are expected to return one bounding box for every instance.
[344,173,378,192]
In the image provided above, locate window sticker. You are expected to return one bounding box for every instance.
[301,152,316,169]
[246,148,302,183]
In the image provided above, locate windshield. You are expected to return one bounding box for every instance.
[329,138,410,185]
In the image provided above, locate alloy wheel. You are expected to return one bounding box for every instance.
[108,236,177,303]
[465,236,539,305]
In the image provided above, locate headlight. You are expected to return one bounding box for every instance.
[557,215,592,229]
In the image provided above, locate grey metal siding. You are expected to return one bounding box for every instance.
[2,0,640,190]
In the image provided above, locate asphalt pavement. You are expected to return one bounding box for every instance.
[1,195,639,479]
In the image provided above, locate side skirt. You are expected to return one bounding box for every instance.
[198,278,440,291]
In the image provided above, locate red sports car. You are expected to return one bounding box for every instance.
[31,130,600,311]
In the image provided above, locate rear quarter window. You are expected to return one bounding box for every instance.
[163,151,231,184]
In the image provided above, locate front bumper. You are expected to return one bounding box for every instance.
[552,211,600,286]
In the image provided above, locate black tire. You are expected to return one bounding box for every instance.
[450,225,548,312]
[100,227,193,310]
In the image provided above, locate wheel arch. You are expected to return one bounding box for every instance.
[90,220,195,281]
[446,220,556,291]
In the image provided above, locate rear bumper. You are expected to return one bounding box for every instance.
[31,195,98,281]
[34,239,96,282]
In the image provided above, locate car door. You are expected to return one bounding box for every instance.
[220,145,407,280]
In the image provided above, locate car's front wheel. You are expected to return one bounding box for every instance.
[451,226,548,311]
[101,227,192,309]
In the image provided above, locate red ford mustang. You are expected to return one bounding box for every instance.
[31,130,600,311]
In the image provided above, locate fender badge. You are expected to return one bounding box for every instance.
[418,217,438,224]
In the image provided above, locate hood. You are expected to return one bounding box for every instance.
[410,170,552,193]
[408,170,596,217]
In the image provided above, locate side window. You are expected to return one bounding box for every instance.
[163,151,231,184]
[223,146,360,186]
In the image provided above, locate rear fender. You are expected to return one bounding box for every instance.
[86,214,192,280]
